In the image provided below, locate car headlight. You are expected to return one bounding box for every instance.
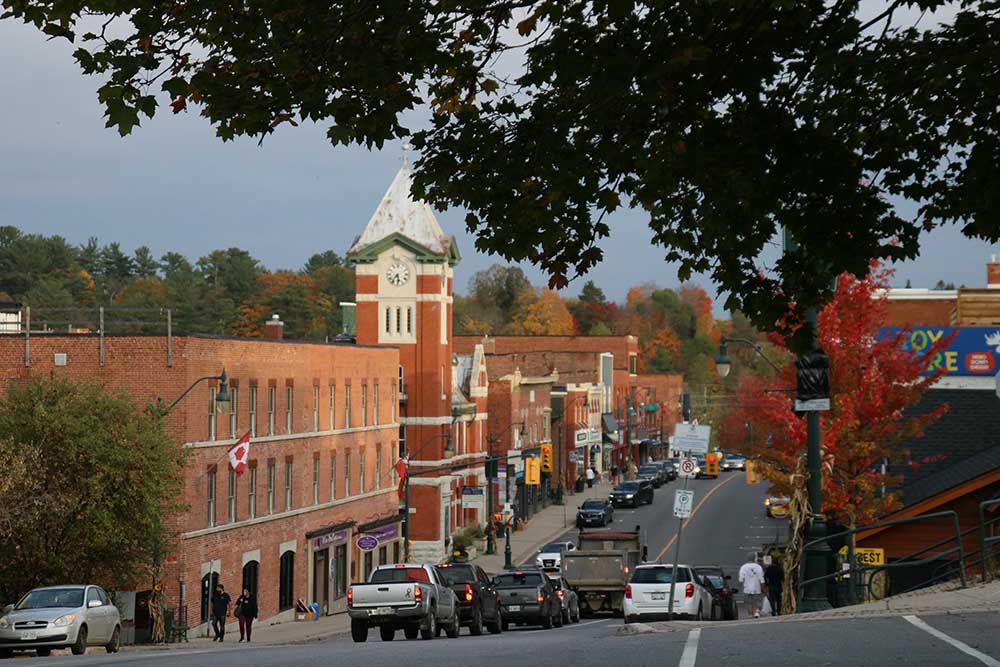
[52,613,77,627]
[625,494,634,499]
[0,616,10,629]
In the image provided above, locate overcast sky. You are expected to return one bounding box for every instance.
[1,10,995,312]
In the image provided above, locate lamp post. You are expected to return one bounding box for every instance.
[715,324,832,612]
[485,422,525,555]
[152,369,231,417]
[402,430,452,562]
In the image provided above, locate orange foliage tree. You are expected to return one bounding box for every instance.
[510,289,576,335]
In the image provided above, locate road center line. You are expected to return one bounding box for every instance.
[654,475,738,561]
[679,628,701,667]
[903,615,1000,667]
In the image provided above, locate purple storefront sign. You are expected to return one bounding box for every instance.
[362,524,400,543]
[313,528,349,550]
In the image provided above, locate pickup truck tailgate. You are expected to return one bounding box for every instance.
[351,583,421,609]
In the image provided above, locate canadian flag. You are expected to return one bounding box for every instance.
[395,455,410,499]
[228,431,252,476]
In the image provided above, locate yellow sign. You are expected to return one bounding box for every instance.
[838,546,885,566]
[525,457,541,485]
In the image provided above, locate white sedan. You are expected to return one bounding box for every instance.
[535,541,576,569]
[623,564,714,622]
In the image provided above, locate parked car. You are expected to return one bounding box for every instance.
[347,564,460,642]
[0,585,122,658]
[535,541,577,569]
[493,570,561,629]
[657,460,678,481]
[609,481,654,508]
[576,499,614,528]
[545,574,581,624]
[623,564,713,623]
[765,496,791,518]
[695,566,738,620]
[723,455,746,471]
[637,464,665,488]
[435,563,503,635]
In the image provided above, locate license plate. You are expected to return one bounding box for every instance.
[651,592,666,600]
[21,631,37,641]
[373,607,394,616]
[507,605,521,612]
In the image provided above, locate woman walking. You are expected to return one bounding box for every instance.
[234,588,258,643]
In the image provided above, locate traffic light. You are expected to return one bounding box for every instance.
[540,445,553,473]
[525,457,541,485]
[485,457,499,478]
[705,452,719,477]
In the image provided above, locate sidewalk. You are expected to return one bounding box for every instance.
[473,479,613,573]
[125,482,611,652]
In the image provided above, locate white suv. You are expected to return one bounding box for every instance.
[623,564,713,622]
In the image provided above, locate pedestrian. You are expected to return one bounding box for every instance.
[611,465,620,484]
[586,466,596,489]
[234,588,258,642]
[210,583,231,641]
[764,553,784,617]
[738,553,766,618]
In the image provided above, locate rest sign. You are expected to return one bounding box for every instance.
[673,424,711,454]
[674,489,694,519]
[679,458,697,478]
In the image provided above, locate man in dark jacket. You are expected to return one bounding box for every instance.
[211,584,231,641]
[764,556,784,616]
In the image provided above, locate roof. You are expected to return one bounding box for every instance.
[897,389,1000,506]
[347,164,458,264]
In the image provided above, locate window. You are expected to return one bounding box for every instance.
[385,307,391,334]
[279,551,295,611]
[344,451,351,496]
[248,467,257,519]
[399,425,406,458]
[242,560,259,601]
[406,307,412,334]
[629,354,638,374]
[207,469,216,527]
[285,386,293,433]
[227,469,236,523]
[373,383,379,425]
[364,551,374,580]
[344,386,352,428]
[267,460,275,514]
[304,387,314,433]
[359,450,366,494]
[285,460,293,510]
[329,384,335,430]
[361,385,367,427]
[329,453,336,501]
[375,447,382,490]
[267,387,276,435]
[334,544,348,599]
[249,387,258,437]
[396,307,401,333]
[543,412,551,441]
[208,387,217,441]
[379,545,387,566]
[229,387,239,437]
[390,384,396,422]
[312,457,320,505]
[398,365,405,393]
[392,541,400,564]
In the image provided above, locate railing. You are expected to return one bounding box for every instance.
[978,499,1000,583]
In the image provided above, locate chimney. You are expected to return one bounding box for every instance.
[989,255,1000,289]
[264,314,284,340]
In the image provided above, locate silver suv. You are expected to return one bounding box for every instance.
[0,585,121,658]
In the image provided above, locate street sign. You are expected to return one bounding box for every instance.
[679,458,697,478]
[673,489,694,519]
[461,487,484,509]
[673,424,711,454]
[838,546,885,566]
[794,398,831,411]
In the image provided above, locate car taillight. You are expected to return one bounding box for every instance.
[685,583,694,599]
[537,592,545,603]
[414,586,422,601]
[347,587,353,606]
[465,584,474,602]
[557,590,564,598]
[625,584,632,600]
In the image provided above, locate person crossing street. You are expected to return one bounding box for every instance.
[739,553,766,618]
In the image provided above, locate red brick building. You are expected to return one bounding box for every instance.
[882,258,1000,327]
[0,333,401,635]
[348,161,487,562]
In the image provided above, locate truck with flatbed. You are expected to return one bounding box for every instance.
[347,563,460,642]
[561,527,646,617]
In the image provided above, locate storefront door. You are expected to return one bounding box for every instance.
[313,548,329,614]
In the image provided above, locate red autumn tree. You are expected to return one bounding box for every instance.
[719,262,949,530]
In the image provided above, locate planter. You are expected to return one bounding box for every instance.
[473,538,486,552]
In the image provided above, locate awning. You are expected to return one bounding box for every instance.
[602,413,619,433]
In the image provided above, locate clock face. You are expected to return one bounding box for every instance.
[386,263,410,286]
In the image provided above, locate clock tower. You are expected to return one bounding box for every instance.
[347,156,466,561]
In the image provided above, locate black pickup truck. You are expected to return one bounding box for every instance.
[435,563,503,635]
[494,570,561,630]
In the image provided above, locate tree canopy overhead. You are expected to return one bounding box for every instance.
[4,1,997,349]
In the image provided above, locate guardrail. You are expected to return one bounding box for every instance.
[978,499,1000,583]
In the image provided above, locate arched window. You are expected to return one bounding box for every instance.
[242,560,259,600]
[279,550,295,611]
[200,571,219,623]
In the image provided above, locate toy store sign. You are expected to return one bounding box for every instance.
[879,327,1000,376]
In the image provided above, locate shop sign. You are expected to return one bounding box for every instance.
[461,487,485,509]
[356,535,379,551]
[313,528,349,550]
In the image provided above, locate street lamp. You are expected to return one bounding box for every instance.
[714,341,732,378]
[153,369,231,417]
[485,421,526,555]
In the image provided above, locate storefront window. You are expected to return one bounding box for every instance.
[279,550,295,611]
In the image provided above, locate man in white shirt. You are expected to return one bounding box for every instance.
[739,553,766,618]
[585,466,596,488]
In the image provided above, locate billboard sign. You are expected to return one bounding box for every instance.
[879,326,1000,376]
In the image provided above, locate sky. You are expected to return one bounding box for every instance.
[1,8,996,313]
